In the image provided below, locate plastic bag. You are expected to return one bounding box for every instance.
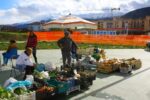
[36,63,45,72]
[45,61,56,71]
[3,77,17,88]
[40,71,50,79]
[25,75,34,83]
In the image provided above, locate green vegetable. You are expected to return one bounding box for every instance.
[0,86,14,99]
[14,88,26,95]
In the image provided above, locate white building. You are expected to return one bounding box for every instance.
[42,15,97,31]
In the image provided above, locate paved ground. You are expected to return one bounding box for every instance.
[0,49,150,100]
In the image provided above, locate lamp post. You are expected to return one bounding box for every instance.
[125,22,128,35]
[111,8,120,34]
[111,8,120,18]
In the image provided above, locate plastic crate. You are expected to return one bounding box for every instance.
[66,85,80,95]
[46,79,69,94]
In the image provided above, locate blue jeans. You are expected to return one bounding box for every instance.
[16,64,26,72]
[2,52,9,65]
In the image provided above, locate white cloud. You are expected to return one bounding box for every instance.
[0,0,150,24]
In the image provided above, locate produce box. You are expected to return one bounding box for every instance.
[80,77,90,89]
[97,63,113,73]
[120,58,142,69]
[36,86,55,100]
[66,85,80,95]
[79,71,96,80]
[79,71,95,88]
[120,63,132,74]
[130,59,142,69]
[97,58,120,73]
[45,79,69,94]
[17,91,36,100]
[97,67,113,73]
[83,64,97,71]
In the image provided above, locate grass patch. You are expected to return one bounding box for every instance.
[0,32,145,50]
[0,31,27,41]
[77,43,144,49]
[0,41,145,50]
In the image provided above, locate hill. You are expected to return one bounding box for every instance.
[122,7,150,19]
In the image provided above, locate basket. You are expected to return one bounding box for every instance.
[130,59,142,69]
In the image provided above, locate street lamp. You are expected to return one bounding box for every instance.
[125,22,128,35]
[111,8,120,18]
[111,8,120,34]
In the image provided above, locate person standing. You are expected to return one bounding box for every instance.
[71,41,79,62]
[26,30,38,63]
[57,29,77,67]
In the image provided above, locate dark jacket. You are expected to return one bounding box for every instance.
[26,35,37,48]
[57,37,74,52]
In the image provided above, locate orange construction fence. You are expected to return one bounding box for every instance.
[35,31,150,46]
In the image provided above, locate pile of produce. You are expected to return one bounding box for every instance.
[0,86,15,100]
[34,70,50,79]
[36,86,55,93]
[13,88,29,95]
[97,58,121,73]
[120,58,142,69]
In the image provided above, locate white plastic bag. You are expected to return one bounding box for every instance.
[25,75,34,83]
[45,61,56,71]
[3,77,17,87]
[40,71,50,79]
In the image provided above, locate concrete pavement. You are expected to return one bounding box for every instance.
[0,49,150,100]
[73,49,150,100]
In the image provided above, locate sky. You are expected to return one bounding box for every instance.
[0,0,150,25]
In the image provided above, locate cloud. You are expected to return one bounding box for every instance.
[119,0,150,13]
[0,0,149,24]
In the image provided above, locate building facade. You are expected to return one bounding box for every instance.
[42,15,97,31]
[93,16,150,35]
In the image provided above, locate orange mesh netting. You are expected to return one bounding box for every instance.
[34,31,150,46]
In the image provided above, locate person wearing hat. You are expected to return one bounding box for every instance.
[57,29,77,67]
